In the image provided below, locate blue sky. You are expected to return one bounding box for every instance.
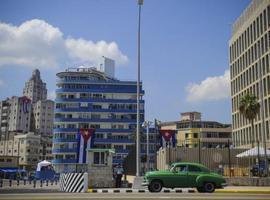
[0,0,250,123]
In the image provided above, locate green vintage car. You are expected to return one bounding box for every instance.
[142,162,227,193]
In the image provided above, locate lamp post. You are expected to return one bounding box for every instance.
[136,0,143,177]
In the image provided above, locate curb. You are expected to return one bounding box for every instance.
[87,189,196,193]
[216,190,270,194]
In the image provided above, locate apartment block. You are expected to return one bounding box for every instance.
[52,64,145,173]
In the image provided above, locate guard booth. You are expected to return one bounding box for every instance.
[87,148,115,188]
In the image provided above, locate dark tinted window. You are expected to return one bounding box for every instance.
[188,165,202,172]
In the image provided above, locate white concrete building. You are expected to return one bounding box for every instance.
[0,132,52,170]
[7,96,32,133]
[230,0,270,147]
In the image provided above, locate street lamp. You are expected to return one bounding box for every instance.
[142,121,153,172]
[136,0,143,177]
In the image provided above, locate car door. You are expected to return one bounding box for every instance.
[170,164,188,188]
[187,164,203,187]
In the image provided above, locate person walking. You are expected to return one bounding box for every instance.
[114,164,124,188]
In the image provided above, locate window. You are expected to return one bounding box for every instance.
[188,165,202,172]
[173,165,187,172]
[93,152,106,165]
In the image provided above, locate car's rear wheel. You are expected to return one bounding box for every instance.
[149,180,163,192]
[203,182,215,193]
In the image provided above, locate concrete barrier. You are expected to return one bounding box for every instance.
[59,173,88,193]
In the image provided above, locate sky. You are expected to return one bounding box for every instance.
[0,0,251,123]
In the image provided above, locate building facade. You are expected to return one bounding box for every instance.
[230,0,270,148]
[0,132,41,170]
[32,100,54,135]
[52,67,144,172]
[23,69,47,103]
[0,99,10,140]
[160,112,232,148]
[0,96,32,141]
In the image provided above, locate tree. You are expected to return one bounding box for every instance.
[239,93,260,145]
[239,93,260,176]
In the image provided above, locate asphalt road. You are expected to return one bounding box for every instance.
[0,193,270,200]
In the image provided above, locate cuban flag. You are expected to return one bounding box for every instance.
[159,129,176,148]
[20,97,31,113]
[77,128,95,163]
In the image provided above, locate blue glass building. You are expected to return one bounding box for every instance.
[52,67,145,172]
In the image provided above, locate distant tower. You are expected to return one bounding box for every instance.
[100,56,115,78]
[23,69,47,103]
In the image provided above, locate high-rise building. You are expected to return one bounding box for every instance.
[0,96,32,140]
[23,69,47,103]
[32,100,54,135]
[7,96,32,133]
[230,0,270,148]
[52,66,144,172]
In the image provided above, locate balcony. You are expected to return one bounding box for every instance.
[53,138,78,143]
[55,107,144,113]
[56,78,140,85]
[55,98,145,104]
[115,149,130,154]
[55,88,145,94]
[53,128,135,133]
[94,138,134,144]
[54,117,141,123]
[51,159,77,164]
[52,148,77,153]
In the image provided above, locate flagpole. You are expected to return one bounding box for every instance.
[136,0,143,177]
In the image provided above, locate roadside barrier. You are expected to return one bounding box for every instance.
[59,172,88,193]
[0,179,58,188]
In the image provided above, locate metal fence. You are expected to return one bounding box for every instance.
[157,140,270,177]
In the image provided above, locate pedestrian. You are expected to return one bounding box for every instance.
[114,164,124,188]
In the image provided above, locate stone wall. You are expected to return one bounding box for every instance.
[88,165,114,188]
[225,177,270,186]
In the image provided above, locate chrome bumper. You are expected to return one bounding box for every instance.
[141,181,149,186]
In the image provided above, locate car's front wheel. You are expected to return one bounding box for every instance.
[203,182,215,193]
[148,180,163,192]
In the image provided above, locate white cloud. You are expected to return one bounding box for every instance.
[0,19,128,69]
[48,91,56,100]
[66,39,128,65]
[186,70,230,102]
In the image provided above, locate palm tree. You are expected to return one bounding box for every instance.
[239,93,260,176]
[239,93,260,144]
